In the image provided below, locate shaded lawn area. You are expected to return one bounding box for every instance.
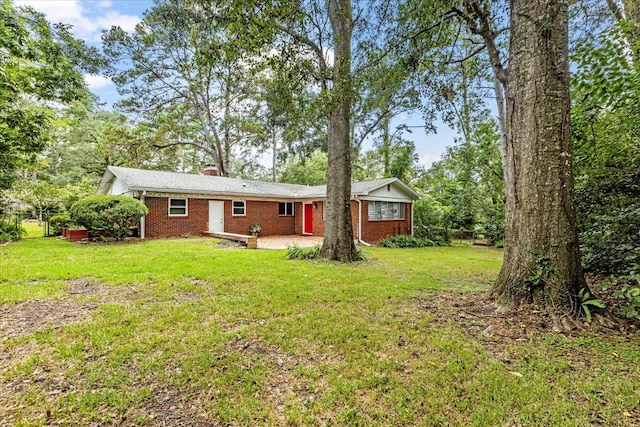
[0,237,638,426]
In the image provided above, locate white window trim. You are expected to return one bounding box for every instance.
[279,202,294,216]
[168,198,188,217]
[232,200,246,216]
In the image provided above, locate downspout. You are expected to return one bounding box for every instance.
[356,197,371,247]
[411,202,414,236]
[140,190,146,239]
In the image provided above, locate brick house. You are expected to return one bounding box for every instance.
[97,166,420,243]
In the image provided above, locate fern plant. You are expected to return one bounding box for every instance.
[578,288,605,322]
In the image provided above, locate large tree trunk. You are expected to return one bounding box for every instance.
[492,0,587,315]
[321,0,359,262]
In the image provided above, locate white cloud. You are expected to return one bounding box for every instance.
[419,153,439,168]
[84,74,112,90]
[14,0,141,42]
[96,10,140,33]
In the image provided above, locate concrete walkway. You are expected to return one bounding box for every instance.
[256,235,324,249]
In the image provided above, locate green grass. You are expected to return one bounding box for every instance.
[21,220,45,239]
[1,237,639,426]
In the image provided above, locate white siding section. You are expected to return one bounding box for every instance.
[109,177,130,196]
[361,182,414,202]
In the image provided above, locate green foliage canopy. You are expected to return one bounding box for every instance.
[0,0,94,193]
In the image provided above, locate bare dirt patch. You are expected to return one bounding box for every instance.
[225,334,319,424]
[135,385,219,427]
[0,279,139,367]
[417,290,640,360]
[0,279,148,425]
[0,299,97,343]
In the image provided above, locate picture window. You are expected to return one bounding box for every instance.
[368,201,405,220]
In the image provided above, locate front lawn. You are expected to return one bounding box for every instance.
[1,237,638,425]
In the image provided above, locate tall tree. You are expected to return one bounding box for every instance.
[0,0,93,196]
[322,0,359,261]
[415,1,587,317]
[491,0,587,317]
[234,0,364,261]
[103,0,262,177]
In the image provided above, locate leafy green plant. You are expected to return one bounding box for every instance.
[355,246,369,261]
[48,213,72,235]
[612,284,640,319]
[379,235,445,248]
[578,288,605,322]
[0,220,26,243]
[249,223,262,234]
[69,195,148,241]
[285,244,321,260]
[285,244,368,261]
[611,266,640,319]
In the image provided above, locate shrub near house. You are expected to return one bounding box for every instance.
[70,195,148,241]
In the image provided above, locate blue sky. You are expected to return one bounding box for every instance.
[14,0,460,169]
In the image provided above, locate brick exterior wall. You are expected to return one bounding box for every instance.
[143,196,413,242]
[144,196,297,238]
[309,201,359,239]
[144,197,209,238]
[294,202,303,234]
[361,200,412,242]
[223,200,295,236]
[312,202,324,236]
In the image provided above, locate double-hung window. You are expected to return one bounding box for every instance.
[169,198,188,216]
[279,202,294,216]
[368,201,405,220]
[232,200,246,216]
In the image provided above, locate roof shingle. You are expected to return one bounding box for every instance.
[100,166,419,200]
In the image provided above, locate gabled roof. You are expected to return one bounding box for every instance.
[351,177,421,199]
[97,166,420,200]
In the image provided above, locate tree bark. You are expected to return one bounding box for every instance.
[492,0,587,315]
[321,0,359,262]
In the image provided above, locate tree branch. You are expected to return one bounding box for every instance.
[452,2,508,84]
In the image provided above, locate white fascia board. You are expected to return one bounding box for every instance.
[358,195,416,203]
[355,179,421,200]
[96,169,116,195]
[137,189,303,201]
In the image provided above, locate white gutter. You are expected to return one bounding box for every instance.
[140,190,146,239]
[355,197,371,247]
[411,202,414,236]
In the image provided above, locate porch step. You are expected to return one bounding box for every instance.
[202,231,257,249]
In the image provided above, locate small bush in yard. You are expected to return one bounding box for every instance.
[379,235,445,248]
[286,244,321,260]
[49,213,72,235]
[70,195,148,241]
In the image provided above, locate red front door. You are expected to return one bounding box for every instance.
[303,204,313,234]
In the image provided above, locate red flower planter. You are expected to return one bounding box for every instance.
[67,229,88,242]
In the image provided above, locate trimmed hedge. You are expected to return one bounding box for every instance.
[70,195,148,241]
